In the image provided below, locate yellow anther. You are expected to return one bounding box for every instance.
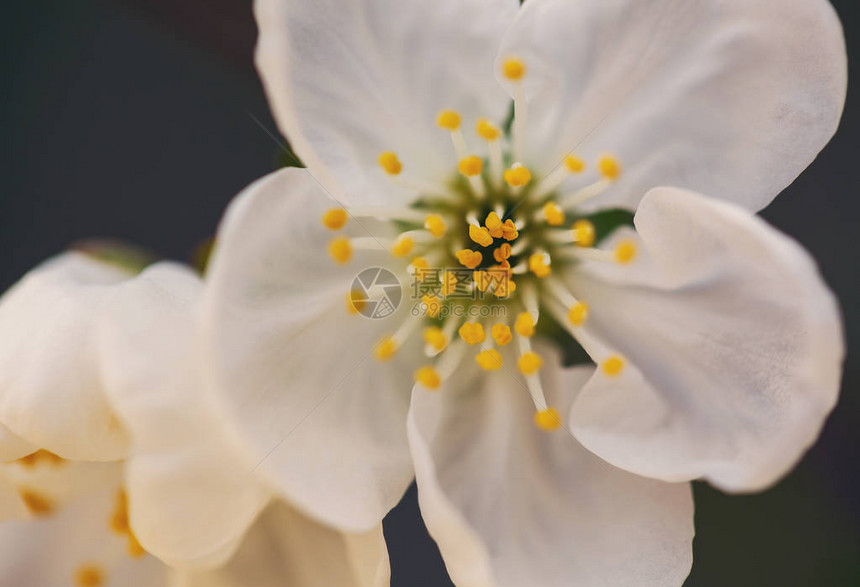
[415,366,442,390]
[456,249,483,269]
[500,219,519,241]
[528,253,552,278]
[378,151,403,175]
[374,337,398,361]
[16,449,64,467]
[437,109,462,130]
[423,327,448,352]
[459,155,484,178]
[469,225,494,247]
[602,355,625,377]
[322,208,347,230]
[515,312,535,337]
[598,154,621,181]
[493,243,512,262]
[328,237,352,264]
[127,531,146,558]
[534,408,561,431]
[564,155,586,173]
[614,240,637,264]
[19,488,54,517]
[110,489,130,534]
[572,219,596,248]
[485,211,503,236]
[493,276,516,298]
[412,256,432,281]
[476,349,503,371]
[391,235,415,258]
[75,565,105,587]
[476,118,500,141]
[502,57,526,81]
[422,294,443,318]
[503,165,532,187]
[442,271,458,296]
[424,214,447,238]
[490,323,513,346]
[346,290,365,315]
[472,270,490,292]
[568,301,589,326]
[543,202,565,226]
[518,351,543,375]
[458,322,486,345]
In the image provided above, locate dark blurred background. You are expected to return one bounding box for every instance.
[1,1,857,585]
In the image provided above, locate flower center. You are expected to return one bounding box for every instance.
[322,57,636,431]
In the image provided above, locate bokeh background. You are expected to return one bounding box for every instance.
[2,1,858,585]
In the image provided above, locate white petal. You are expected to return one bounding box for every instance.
[0,252,132,460]
[568,187,844,491]
[499,0,847,211]
[0,424,36,461]
[408,348,694,587]
[255,0,518,205]
[201,168,415,531]
[96,262,271,568]
[170,502,389,587]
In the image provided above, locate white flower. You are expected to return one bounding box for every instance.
[197,0,846,584]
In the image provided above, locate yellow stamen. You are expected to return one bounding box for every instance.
[614,240,637,264]
[437,110,462,130]
[15,449,64,468]
[110,489,130,534]
[602,355,625,377]
[502,57,526,81]
[564,155,586,174]
[19,488,54,517]
[528,253,552,278]
[322,208,347,230]
[534,408,561,431]
[391,236,415,258]
[346,290,365,315]
[469,225,494,247]
[515,312,535,337]
[504,165,531,187]
[459,155,484,177]
[75,565,105,587]
[442,271,458,296]
[378,151,402,175]
[458,322,486,345]
[423,327,448,352]
[328,237,352,264]
[412,256,431,281]
[493,275,517,298]
[476,118,500,141]
[127,532,146,558]
[422,294,443,318]
[472,270,490,292]
[415,366,441,390]
[491,323,513,346]
[543,202,565,226]
[374,337,398,361]
[568,302,589,326]
[424,214,447,238]
[493,243,512,262]
[456,249,483,269]
[518,351,543,375]
[572,219,596,248]
[500,219,519,241]
[476,349,503,371]
[598,154,621,181]
[485,211,503,237]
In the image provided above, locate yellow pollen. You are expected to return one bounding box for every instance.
[415,366,441,390]
[469,225,494,247]
[374,337,398,361]
[16,449,64,468]
[19,488,54,517]
[485,211,503,235]
[458,322,486,345]
[568,302,589,326]
[528,253,552,278]
[322,208,347,230]
[423,327,448,352]
[75,565,105,587]
[412,256,432,282]
[328,237,352,264]
[476,349,503,371]
[598,154,622,181]
[502,57,526,81]
[515,312,536,337]
[518,351,543,375]
[501,219,519,241]
[109,489,130,534]
[437,109,462,130]
[504,165,532,187]
[422,294,443,318]
[346,290,365,315]
[493,276,516,298]
[459,155,484,177]
[378,151,403,175]
[572,219,596,248]
[602,355,625,377]
[564,155,586,173]
[614,240,637,264]
[493,243,512,262]
[424,214,447,238]
[534,408,561,431]
[543,202,565,226]
[456,249,483,269]
[476,118,500,141]
[472,270,490,292]
[126,531,146,558]
[442,271,458,296]
[391,236,415,258]
[491,323,513,346]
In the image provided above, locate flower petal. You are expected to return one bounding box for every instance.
[498,0,847,211]
[0,424,36,462]
[568,187,844,491]
[170,502,389,587]
[0,252,132,460]
[96,262,271,568]
[255,0,518,205]
[201,168,415,531]
[408,347,694,587]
